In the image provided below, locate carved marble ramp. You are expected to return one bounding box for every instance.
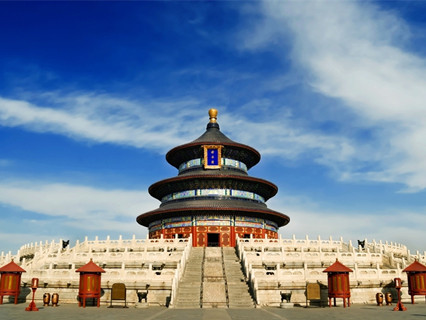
[202,247,227,308]
[175,247,255,308]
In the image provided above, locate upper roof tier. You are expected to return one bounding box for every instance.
[166,109,261,170]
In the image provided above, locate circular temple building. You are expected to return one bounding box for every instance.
[137,109,290,247]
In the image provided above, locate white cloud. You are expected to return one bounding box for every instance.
[2,1,426,194]
[0,91,360,176]
[0,94,205,152]
[0,180,157,229]
[0,179,156,253]
[270,196,426,253]
[242,1,426,191]
[221,112,357,163]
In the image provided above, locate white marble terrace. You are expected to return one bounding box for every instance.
[236,235,426,306]
[1,234,425,306]
[1,235,192,306]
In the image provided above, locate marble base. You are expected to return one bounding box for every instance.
[280,302,294,309]
[135,301,148,308]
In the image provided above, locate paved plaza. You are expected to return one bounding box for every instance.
[1,303,425,320]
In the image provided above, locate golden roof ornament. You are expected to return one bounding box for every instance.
[209,108,218,123]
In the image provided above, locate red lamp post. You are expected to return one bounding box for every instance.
[393,277,407,311]
[76,259,105,307]
[323,259,353,308]
[0,260,26,305]
[25,278,39,311]
[403,260,426,304]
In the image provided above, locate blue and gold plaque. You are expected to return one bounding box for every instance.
[203,145,222,169]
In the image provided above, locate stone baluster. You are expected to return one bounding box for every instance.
[354,262,359,284]
[303,261,308,282]
[396,262,402,278]
[75,240,80,253]
[58,238,62,254]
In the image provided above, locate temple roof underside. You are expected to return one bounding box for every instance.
[137,198,289,227]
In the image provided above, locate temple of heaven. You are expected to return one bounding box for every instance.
[137,109,290,247]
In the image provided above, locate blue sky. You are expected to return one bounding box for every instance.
[1,1,426,254]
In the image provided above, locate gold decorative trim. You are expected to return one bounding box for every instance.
[203,145,223,169]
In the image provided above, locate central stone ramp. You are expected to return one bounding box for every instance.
[202,247,227,308]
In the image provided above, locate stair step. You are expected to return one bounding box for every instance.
[174,247,255,309]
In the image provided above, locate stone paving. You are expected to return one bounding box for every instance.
[1,302,425,320]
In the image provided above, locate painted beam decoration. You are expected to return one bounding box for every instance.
[203,145,223,169]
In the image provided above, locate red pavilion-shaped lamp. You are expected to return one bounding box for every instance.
[0,260,26,305]
[403,260,426,304]
[323,259,353,308]
[76,259,105,307]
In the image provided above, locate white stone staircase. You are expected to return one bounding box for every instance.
[174,247,205,308]
[223,247,255,308]
[174,246,255,308]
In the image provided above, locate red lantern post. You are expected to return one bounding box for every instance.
[25,278,39,311]
[403,260,426,304]
[323,259,353,308]
[75,259,105,307]
[0,260,26,305]
[393,277,407,311]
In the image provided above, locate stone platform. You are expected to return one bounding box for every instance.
[1,303,425,320]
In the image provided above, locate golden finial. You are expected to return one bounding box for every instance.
[209,108,218,123]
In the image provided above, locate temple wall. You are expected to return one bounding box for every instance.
[148,215,278,247]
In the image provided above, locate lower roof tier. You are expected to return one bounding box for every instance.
[136,198,289,227]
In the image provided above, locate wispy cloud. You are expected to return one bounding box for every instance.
[271,196,426,252]
[221,112,357,163]
[241,1,426,192]
[0,179,158,252]
[0,94,205,152]
[0,180,157,229]
[2,1,426,194]
[0,92,357,172]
